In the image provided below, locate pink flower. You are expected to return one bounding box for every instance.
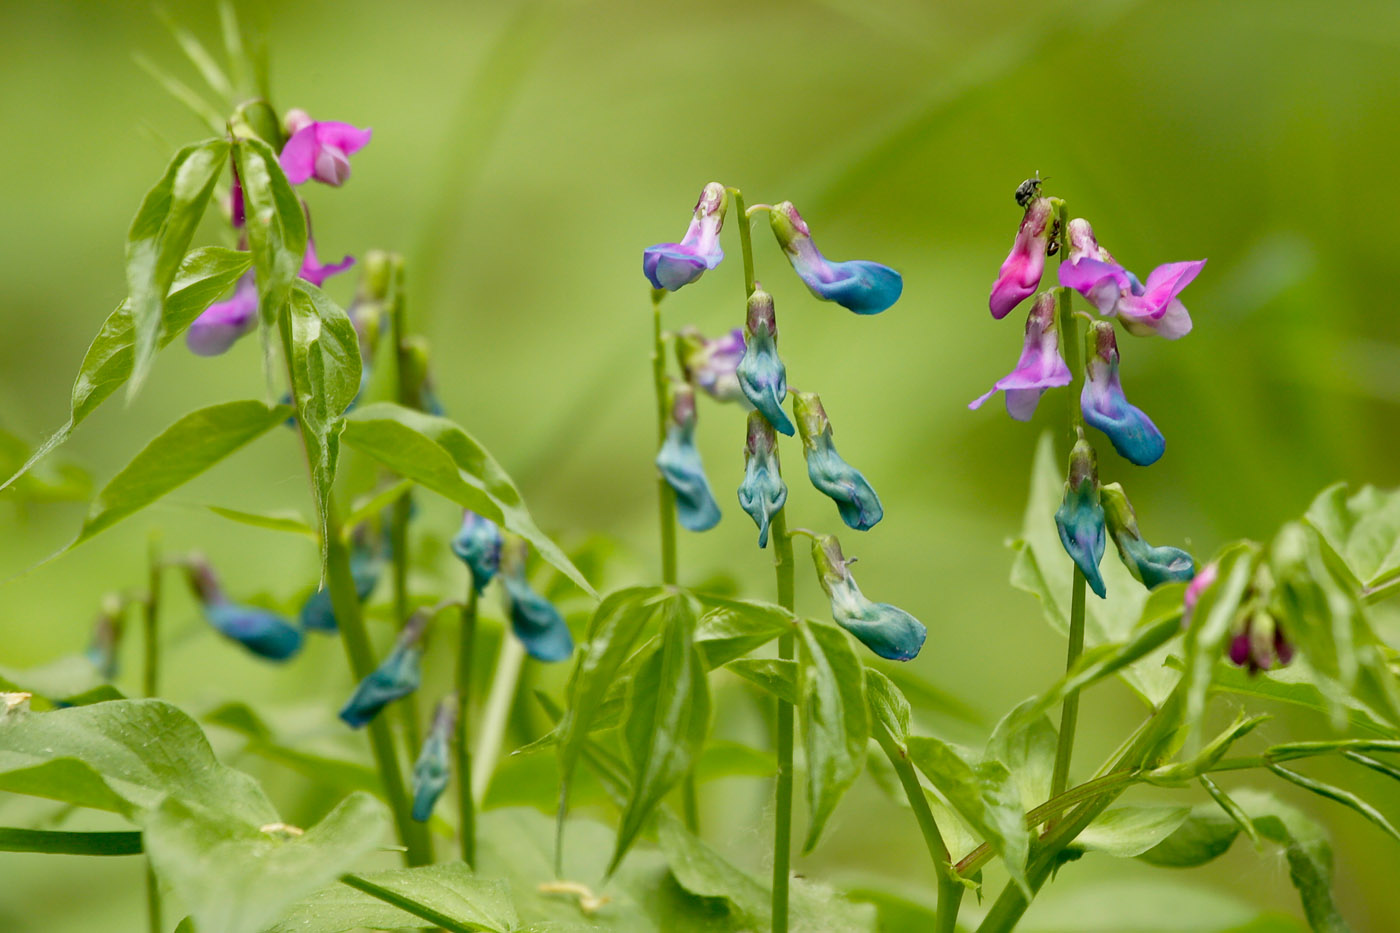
[1057,219,1205,339]
[1182,562,1218,627]
[969,291,1070,420]
[187,274,258,357]
[299,238,355,287]
[279,109,373,187]
[989,197,1053,319]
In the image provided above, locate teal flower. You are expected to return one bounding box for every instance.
[656,383,722,532]
[738,411,787,547]
[812,534,926,660]
[795,392,882,531]
[1054,433,1107,598]
[1100,483,1194,589]
[501,540,574,662]
[185,558,303,661]
[411,696,455,822]
[736,285,794,436]
[451,510,504,593]
[339,608,430,728]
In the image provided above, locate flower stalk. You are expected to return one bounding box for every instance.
[456,584,478,866]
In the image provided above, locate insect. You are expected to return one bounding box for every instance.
[1014,172,1044,208]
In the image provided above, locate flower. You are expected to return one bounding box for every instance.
[1228,612,1294,674]
[229,170,245,228]
[451,510,504,593]
[769,201,902,314]
[299,237,355,287]
[655,383,722,532]
[969,291,1071,420]
[811,534,926,660]
[299,529,381,632]
[990,197,1054,319]
[85,596,124,681]
[411,696,455,822]
[279,109,373,186]
[795,392,882,531]
[185,558,303,661]
[500,539,574,662]
[339,607,430,728]
[1182,562,1218,627]
[186,274,259,356]
[676,327,749,405]
[1054,433,1107,598]
[1057,219,1205,339]
[738,411,787,548]
[1100,483,1195,589]
[736,285,794,436]
[643,182,727,291]
[1081,321,1166,466]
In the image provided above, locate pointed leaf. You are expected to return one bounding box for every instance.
[693,595,793,668]
[728,657,799,706]
[987,698,1058,813]
[1233,789,1352,933]
[1071,805,1191,858]
[797,619,869,852]
[1137,803,1241,868]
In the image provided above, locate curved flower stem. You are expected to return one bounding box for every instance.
[472,633,525,803]
[143,533,162,933]
[770,510,796,933]
[456,584,479,866]
[275,301,429,866]
[729,187,759,295]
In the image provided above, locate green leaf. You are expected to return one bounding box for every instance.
[1207,661,1397,737]
[0,246,252,494]
[205,701,382,796]
[340,402,594,595]
[907,734,1029,894]
[204,504,316,538]
[159,13,233,98]
[126,138,228,399]
[866,660,983,727]
[134,55,226,131]
[1002,876,1302,933]
[726,657,799,705]
[693,595,792,668]
[144,791,389,933]
[0,425,92,503]
[695,740,776,782]
[1146,713,1267,785]
[612,592,708,874]
[864,668,911,746]
[1233,788,1352,933]
[1180,542,1259,746]
[0,654,108,707]
[797,619,869,852]
[326,867,518,933]
[67,400,290,549]
[0,827,143,856]
[1305,482,1400,588]
[1266,760,1400,845]
[1137,803,1241,868]
[987,698,1058,813]
[1070,805,1191,858]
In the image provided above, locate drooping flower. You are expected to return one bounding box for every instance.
[1182,562,1218,628]
[969,291,1071,420]
[738,411,787,548]
[185,557,303,661]
[1081,321,1166,466]
[811,534,926,661]
[1228,612,1294,674]
[300,528,382,632]
[500,539,574,662]
[655,383,722,532]
[795,392,882,531]
[451,510,504,593]
[187,273,259,356]
[1099,483,1195,589]
[736,285,794,436]
[676,327,749,405]
[411,696,455,822]
[279,109,373,187]
[339,606,431,728]
[643,182,727,291]
[1054,433,1107,598]
[299,237,355,288]
[1057,219,1205,339]
[769,201,902,314]
[85,596,124,681]
[990,197,1054,320]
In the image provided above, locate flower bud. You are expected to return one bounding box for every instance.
[402,337,446,416]
[1182,562,1218,627]
[1081,321,1165,466]
[500,539,574,662]
[676,327,748,405]
[185,557,303,661]
[187,274,259,356]
[990,198,1054,319]
[969,291,1071,421]
[768,202,902,314]
[643,182,727,291]
[736,285,795,436]
[656,383,722,532]
[795,392,882,531]
[1058,218,1203,340]
[451,510,504,593]
[811,535,926,661]
[1099,483,1195,589]
[339,606,431,728]
[1053,433,1107,598]
[279,111,373,187]
[411,696,456,822]
[1228,610,1294,674]
[300,528,382,632]
[738,412,788,548]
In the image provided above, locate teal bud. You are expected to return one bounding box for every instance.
[795,392,883,531]
[411,696,455,822]
[402,337,446,416]
[656,383,722,532]
[185,557,303,661]
[338,607,430,728]
[737,411,787,547]
[300,526,382,633]
[451,510,504,593]
[1053,432,1107,598]
[501,539,574,662]
[1100,483,1195,589]
[812,535,926,660]
[736,285,795,435]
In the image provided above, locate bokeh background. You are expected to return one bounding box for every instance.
[3,0,1400,930]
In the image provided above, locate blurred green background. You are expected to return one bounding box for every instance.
[3,0,1400,929]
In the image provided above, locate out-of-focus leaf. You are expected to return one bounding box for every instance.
[1233,788,1352,933]
[1137,803,1241,868]
[0,655,108,707]
[1070,805,1191,858]
[126,138,228,399]
[1207,661,1397,737]
[134,56,226,130]
[694,740,775,782]
[0,425,92,504]
[65,401,290,550]
[797,619,869,852]
[159,14,233,98]
[0,827,142,856]
[0,246,251,494]
[1305,483,1400,588]
[1146,714,1267,785]
[205,701,382,796]
[233,136,306,332]
[725,657,798,705]
[203,504,316,538]
[273,865,517,933]
[1005,876,1301,933]
[341,402,593,595]
[693,595,792,668]
[864,668,911,746]
[1180,542,1259,746]
[612,592,707,874]
[1266,760,1400,845]
[867,660,983,727]
[987,698,1057,813]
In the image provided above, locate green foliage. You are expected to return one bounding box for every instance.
[1071,805,1191,858]
[797,619,869,852]
[232,135,306,343]
[1306,483,1400,589]
[278,866,518,933]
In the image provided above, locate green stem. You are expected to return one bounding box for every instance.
[143,533,162,933]
[473,632,525,803]
[770,510,796,933]
[729,187,758,295]
[652,289,678,587]
[276,300,429,867]
[146,861,161,933]
[1051,569,1087,800]
[872,722,962,933]
[456,584,479,866]
[389,256,423,763]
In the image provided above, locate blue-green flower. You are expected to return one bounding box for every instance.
[736,286,794,435]
[300,529,381,632]
[656,383,721,532]
[1054,434,1107,598]
[812,535,926,660]
[501,540,574,662]
[185,558,303,661]
[339,608,430,728]
[451,510,504,593]
[796,392,883,531]
[1100,483,1194,589]
[411,696,455,822]
[770,201,903,315]
[737,411,787,547]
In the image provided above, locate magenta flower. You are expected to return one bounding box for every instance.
[187,274,258,357]
[643,182,727,291]
[299,238,355,287]
[677,327,748,404]
[969,291,1070,420]
[990,197,1053,319]
[1057,219,1205,339]
[279,109,373,187]
[1182,561,1218,628]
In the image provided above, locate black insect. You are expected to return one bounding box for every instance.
[1014,173,1043,208]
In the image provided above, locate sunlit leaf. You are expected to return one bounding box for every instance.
[692,595,792,668]
[726,657,799,705]
[1070,805,1191,858]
